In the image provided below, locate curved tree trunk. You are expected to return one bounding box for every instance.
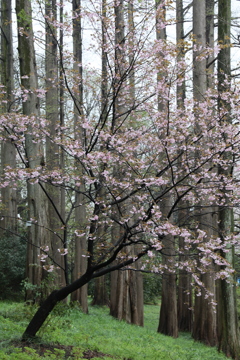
[22,272,92,339]
[22,249,147,340]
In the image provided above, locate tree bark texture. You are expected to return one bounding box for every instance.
[217,1,240,358]
[0,0,17,234]
[45,0,66,292]
[22,272,92,339]
[109,0,144,326]
[158,198,178,338]
[16,0,49,302]
[91,0,109,308]
[156,0,178,338]
[192,0,217,346]
[175,0,192,332]
[71,0,88,312]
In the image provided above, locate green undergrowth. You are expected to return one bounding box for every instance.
[0,301,228,359]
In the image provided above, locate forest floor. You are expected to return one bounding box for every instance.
[10,340,114,359]
[0,301,228,359]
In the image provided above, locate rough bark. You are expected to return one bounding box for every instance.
[22,249,147,339]
[176,0,192,333]
[206,0,215,88]
[59,0,66,285]
[92,276,109,306]
[0,0,17,233]
[158,198,178,337]
[22,272,92,339]
[16,0,49,302]
[91,0,109,307]
[191,0,217,346]
[109,0,144,326]
[110,247,143,326]
[70,0,88,312]
[217,1,240,358]
[45,0,66,291]
[157,0,178,338]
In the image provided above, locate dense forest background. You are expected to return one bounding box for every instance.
[1,0,240,358]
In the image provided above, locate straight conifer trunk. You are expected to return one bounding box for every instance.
[71,0,88,312]
[16,0,49,302]
[0,0,17,234]
[91,0,109,307]
[217,1,240,358]
[45,0,66,291]
[110,0,143,326]
[110,0,130,322]
[176,0,192,332]
[157,0,178,338]
[191,0,217,346]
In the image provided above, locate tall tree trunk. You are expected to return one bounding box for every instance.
[127,0,144,326]
[157,0,178,338]
[217,1,240,358]
[92,276,109,306]
[16,0,49,303]
[158,199,177,337]
[0,0,17,234]
[206,0,215,88]
[176,0,192,333]
[91,0,109,307]
[110,0,127,321]
[59,0,66,285]
[109,0,143,326]
[71,0,88,312]
[191,0,217,346]
[45,0,66,292]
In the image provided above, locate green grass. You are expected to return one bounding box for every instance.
[0,301,228,359]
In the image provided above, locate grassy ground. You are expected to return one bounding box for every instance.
[0,301,228,360]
